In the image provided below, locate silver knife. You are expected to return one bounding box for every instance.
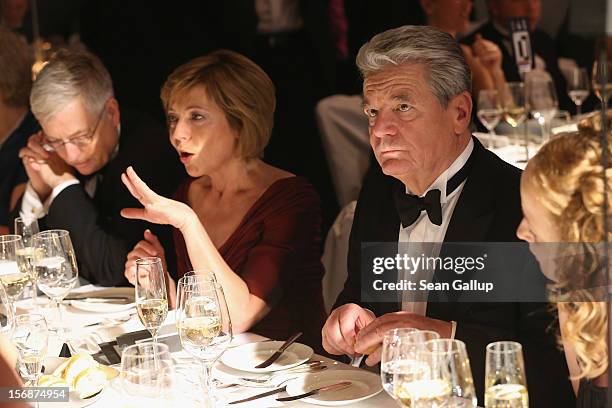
[64,296,131,303]
[228,385,287,404]
[254,331,302,369]
[276,381,352,402]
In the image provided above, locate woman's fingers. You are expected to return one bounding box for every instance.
[126,166,157,202]
[120,207,147,220]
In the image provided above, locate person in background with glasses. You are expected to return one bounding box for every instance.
[11,49,185,286]
[517,127,611,407]
[0,27,39,235]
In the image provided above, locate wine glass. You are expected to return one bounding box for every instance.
[14,217,40,308]
[32,230,78,335]
[526,71,558,144]
[120,342,175,406]
[12,314,48,387]
[485,341,528,408]
[0,282,14,335]
[566,67,589,116]
[592,59,612,104]
[501,82,529,157]
[414,339,477,407]
[381,328,439,407]
[176,276,232,404]
[135,257,168,345]
[0,235,30,315]
[477,90,503,147]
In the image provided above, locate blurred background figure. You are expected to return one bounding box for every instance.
[0,26,38,235]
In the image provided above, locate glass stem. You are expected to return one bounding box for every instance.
[200,360,213,395]
[55,299,64,340]
[577,102,582,116]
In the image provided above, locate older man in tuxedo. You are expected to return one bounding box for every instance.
[322,25,574,406]
[13,49,184,286]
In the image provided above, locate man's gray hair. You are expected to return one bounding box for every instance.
[30,49,114,123]
[356,25,472,107]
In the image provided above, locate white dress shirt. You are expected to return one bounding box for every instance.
[398,138,474,321]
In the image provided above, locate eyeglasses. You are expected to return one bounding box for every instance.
[42,106,106,152]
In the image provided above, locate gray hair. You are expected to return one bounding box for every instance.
[30,49,114,123]
[356,25,472,107]
[0,27,33,107]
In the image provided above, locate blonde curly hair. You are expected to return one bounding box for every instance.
[526,128,611,380]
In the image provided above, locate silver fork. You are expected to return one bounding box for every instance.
[240,364,327,385]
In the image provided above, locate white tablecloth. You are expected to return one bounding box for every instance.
[17,285,396,407]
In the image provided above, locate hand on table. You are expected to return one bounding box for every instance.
[353,311,452,366]
[322,303,375,357]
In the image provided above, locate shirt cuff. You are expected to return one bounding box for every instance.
[20,179,80,219]
[450,320,457,339]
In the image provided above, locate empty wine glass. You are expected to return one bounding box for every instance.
[566,67,589,116]
[32,230,78,335]
[0,235,29,315]
[477,90,503,147]
[176,276,232,405]
[14,217,40,309]
[120,342,175,406]
[381,328,439,407]
[12,314,48,386]
[592,59,612,104]
[135,257,168,346]
[485,341,528,408]
[526,71,558,144]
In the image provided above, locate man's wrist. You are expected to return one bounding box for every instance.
[49,174,77,189]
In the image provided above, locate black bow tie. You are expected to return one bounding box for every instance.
[393,145,475,228]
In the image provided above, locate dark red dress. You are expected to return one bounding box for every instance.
[173,176,327,352]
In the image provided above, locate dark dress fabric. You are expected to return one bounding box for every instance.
[173,176,327,352]
[0,111,39,226]
[577,380,607,408]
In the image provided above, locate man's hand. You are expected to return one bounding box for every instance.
[472,34,503,74]
[322,303,376,357]
[19,132,75,200]
[354,312,452,366]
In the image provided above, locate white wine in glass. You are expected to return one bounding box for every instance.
[592,59,612,103]
[12,314,48,386]
[485,341,528,408]
[567,67,589,115]
[14,217,40,308]
[135,257,168,344]
[0,235,30,312]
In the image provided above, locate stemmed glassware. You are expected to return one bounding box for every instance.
[525,72,558,144]
[566,67,589,116]
[14,217,40,308]
[176,275,232,404]
[477,90,503,147]
[0,235,30,316]
[381,328,439,407]
[12,314,48,387]
[592,59,612,104]
[120,342,175,406]
[0,283,14,335]
[32,230,78,335]
[501,82,529,160]
[135,257,168,346]
[484,341,528,408]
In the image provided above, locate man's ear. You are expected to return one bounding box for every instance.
[107,97,121,128]
[449,91,472,134]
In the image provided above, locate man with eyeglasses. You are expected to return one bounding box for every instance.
[12,49,185,286]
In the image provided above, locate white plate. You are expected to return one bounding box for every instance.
[68,287,135,313]
[220,341,313,373]
[40,357,104,408]
[285,369,382,406]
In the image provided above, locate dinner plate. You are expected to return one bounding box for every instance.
[285,369,382,406]
[39,357,105,408]
[68,287,135,313]
[220,341,313,373]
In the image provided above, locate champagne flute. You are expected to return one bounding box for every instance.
[32,230,79,335]
[12,314,48,387]
[14,217,40,308]
[176,276,232,404]
[414,339,477,408]
[567,67,589,116]
[477,90,503,147]
[526,72,558,144]
[592,59,612,104]
[120,342,175,406]
[0,235,30,315]
[381,328,439,407]
[135,257,168,345]
[485,341,528,408]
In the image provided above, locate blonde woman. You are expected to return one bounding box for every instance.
[517,128,610,406]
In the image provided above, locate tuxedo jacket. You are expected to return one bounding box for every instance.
[334,138,574,407]
[462,22,574,113]
[12,110,185,286]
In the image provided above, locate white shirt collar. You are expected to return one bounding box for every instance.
[405,138,474,204]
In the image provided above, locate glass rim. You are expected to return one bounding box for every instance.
[486,340,523,354]
[33,229,69,239]
[135,256,162,266]
[14,313,46,323]
[122,341,170,357]
[0,234,22,244]
[422,338,467,354]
